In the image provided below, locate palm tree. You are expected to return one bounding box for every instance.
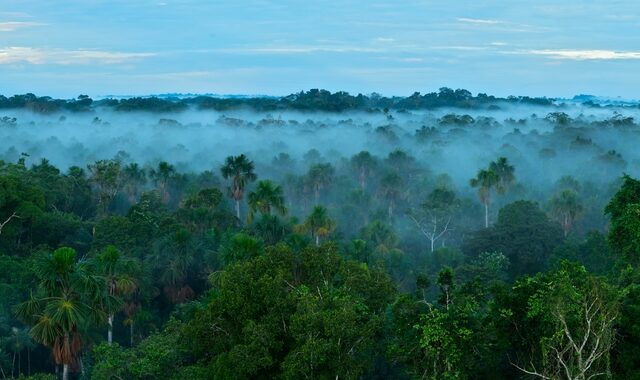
[361,220,398,255]
[549,190,584,237]
[15,247,110,380]
[148,228,196,304]
[247,180,287,223]
[94,246,140,345]
[489,157,515,194]
[470,169,499,228]
[5,327,34,378]
[122,163,147,205]
[220,154,257,221]
[385,149,418,182]
[351,151,376,192]
[378,171,403,219]
[149,161,176,203]
[87,159,121,215]
[300,206,336,246]
[305,163,334,204]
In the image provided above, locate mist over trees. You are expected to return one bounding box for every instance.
[1,88,640,379]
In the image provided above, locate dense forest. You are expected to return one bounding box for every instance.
[1,88,640,379]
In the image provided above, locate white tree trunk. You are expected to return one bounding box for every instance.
[108,314,114,345]
[62,364,69,380]
[235,200,241,220]
[484,202,489,228]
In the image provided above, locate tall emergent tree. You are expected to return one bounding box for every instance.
[88,160,121,216]
[220,154,257,221]
[408,187,458,252]
[489,157,515,194]
[15,247,110,380]
[470,157,516,228]
[350,151,376,192]
[300,205,335,246]
[247,180,287,223]
[94,245,139,345]
[549,189,584,237]
[470,169,499,228]
[149,161,176,203]
[305,163,335,204]
[378,171,403,219]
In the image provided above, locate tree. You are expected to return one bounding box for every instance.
[305,163,334,204]
[350,151,376,192]
[3,327,35,378]
[149,161,175,203]
[605,175,640,264]
[88,160,121,216]
[378,171,403,219]
[360,220,398,255]
[220,154,257,221]
[463,201,564,278]
[489,157,515,195]
[183,244,395,379]
[121,163,147,205]
[0,212,19,236]
[470,169,498,228]
[300,206,335,246]
[148,227,197,304]
[506,263,618,380]
[94,245,140,345]
[15,247,110,380]
[550,190,584,237]
[408,187,458,252]
[247,180,287,223]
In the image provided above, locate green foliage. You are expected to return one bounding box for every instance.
[92,318,186,380]
[464,200,564,278]
[183,243,395,379]
[606,175,640,264]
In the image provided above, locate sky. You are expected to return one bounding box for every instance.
[1,0,639,98]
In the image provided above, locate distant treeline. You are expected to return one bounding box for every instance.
[0,88,560,113]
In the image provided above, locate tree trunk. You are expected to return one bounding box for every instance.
[430,238,435,253]
[484,202,489,228]
[130,322,134,346]
[62,364,69,380]
[315,235,320,247]
[235,199,241,220]
[108,314,114,345]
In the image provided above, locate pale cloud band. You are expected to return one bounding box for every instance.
[520,49,640,60]
[0,47,155,64]
[0,21,44,32]
[457,17,503,25]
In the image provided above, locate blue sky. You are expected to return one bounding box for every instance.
[1,0,639,98]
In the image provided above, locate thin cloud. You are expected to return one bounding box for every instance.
[456,17,545,33]
[457,17,503,25]
[522,49,640,60]
[0,47,155,64]
[213,45,384,54]
[0,21,44,32]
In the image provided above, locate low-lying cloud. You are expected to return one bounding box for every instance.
[0,47,155,65]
